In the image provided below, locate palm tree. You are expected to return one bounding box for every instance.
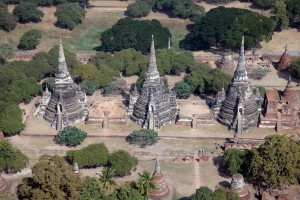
[137,170,155,200]
[99,167,117,193]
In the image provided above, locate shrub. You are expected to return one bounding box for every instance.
[174,81,192,99]
[54,126,87,147]
[66,143,109,168]
[0,140,28,173]
[0,104,24,136]
[126,129,160,148]
[18,29,42,50]
[80,81,99,95]
[109,150,138,177]
[251,67,268,80]
[290,59,300,79]
[13,2,44,23]
[55,2,85,30]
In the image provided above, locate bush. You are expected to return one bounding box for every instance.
[0,2,17,32]
[54,126,87,147]
[18,29,42,50]
[126,129,160,148]
[223,149,251,176]
[289,59,300,79]
[67,143,109,168]
[13,2,44,23]
[126,0,151,18]
[0,104,24,136]
[174,81,193,99]
[109,150,138,177]
[251,67,268,80]
[55,2,85,30]
[0,140,28,173]
[80,81,99,95]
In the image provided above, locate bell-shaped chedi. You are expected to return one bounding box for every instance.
[129,36,178,130]
[39,38,88,130]
[230,174,249,199]
[278,44,292,71]
[150,158,170,200]
[217,37,260,134]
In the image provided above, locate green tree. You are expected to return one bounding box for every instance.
[109,150,138,177]
[67,143,109,168]
[80,81,99,95]
[0,104,24,136]
[251,67,268,80]
[54,126,87,147]
[126,0,151,18]
[289,59,300,78]
[79,177,105,200]
[18,29,42,50]
[181,7,275,50]
[137,170,155,200]
[174,81,192,99]
[249,135,300,188]
[37,0,54,6]
[0,191,15,200]
[223,149,251,176]
[0,140,28,173]
[112,182,144,200]
[286,0,300,29]
[0,43,13,64]
[274,0,289,31]
[190,186,214,200]
[213,187,239,200]
[253,0,276,9]
[99,168,117,192]
[18,155,82,200]
[100,17,171,53]
[0,2,17,32]
[126,129,160,148]
[55,2,85,30]
[203,0,235,4]
[13,2,44,23]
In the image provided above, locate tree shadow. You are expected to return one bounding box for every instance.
[218,180,231,188]
[212,155,231,178]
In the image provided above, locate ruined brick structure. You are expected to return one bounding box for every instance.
[150,158,170,200]
[34,39,88,130]
[259,77,300,132]
[128,36,178,130]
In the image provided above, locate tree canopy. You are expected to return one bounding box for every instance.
[13,2,44,23]
[18,155,83,200]
[55,2,85,30]
[54,126,87,147]
[0,2,17,32]
[223,149,251,176]
[126,129,160,148]
[79,177,105,200]
[181,7,275,50]
[249,135,300,188]
[190,186,239,200]
[126,0,151,18]
[108,150,138,177]
[0,140,28,173]
[100,17,171,53]
[18,29,42,50]
[174,81,193,99]
[289,59,300,78]
[67,143,109,168]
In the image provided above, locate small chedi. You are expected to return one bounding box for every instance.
[230,174,249,199]
[34,39,88,130]
[278,44,300,71]
[213,37,261,135]
[219,54,235,73]
[128,36,178,130]
[150,158,170,200]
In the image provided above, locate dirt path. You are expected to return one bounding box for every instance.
[194,153,201,189]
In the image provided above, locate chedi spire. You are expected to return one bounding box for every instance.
[148,35,159,75]
[234,36,248,81]
[56,38,70,79]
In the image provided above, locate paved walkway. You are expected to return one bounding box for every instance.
[194,152,201,190]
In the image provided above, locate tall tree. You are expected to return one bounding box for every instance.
[13,2,44,23]
[249,135,300,188]
[0,140,28,173]
[190,186,214,200]
[79,177,105,200]
[137,170,155,200]
[108,150,138,177]
[99,168,117,193]
[18,155,83,200]
[274,0,289,31]
[0,104,24,136]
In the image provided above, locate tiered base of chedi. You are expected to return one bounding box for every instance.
[230,174,250,200]
[127,36,178,130]
[212,37,263,135]
[34,39,88,131]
